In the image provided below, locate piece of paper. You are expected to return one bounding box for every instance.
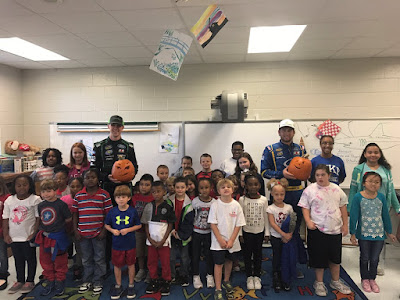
[149,29,192,81]
[159,123,179,153]
[146,221,171,247]
[191,4,228,48]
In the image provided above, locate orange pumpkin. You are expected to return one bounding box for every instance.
[287,157,312,181]
[111,159,136,182]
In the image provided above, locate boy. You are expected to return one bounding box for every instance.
[220,141,244,177]
[169,177,194,286]
[157,165,169,184]
[105,185,142,300]
[172,156,193,177]
[54,165,71,198]
[196,153,213,180]
[131,174,154,282]
[208,179,246,300]
[182,167,195,177]
[72,168,112,296]
[141,181,176,295]
[36,179,72,296]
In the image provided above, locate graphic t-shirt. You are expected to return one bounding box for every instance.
[38,199,72,232]
[266,203,293,238]
[192,196,216,234]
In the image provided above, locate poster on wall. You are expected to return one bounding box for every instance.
[149,29,192,81]
[159,123,179,153]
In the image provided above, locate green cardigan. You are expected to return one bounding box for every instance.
[348,162,400,214]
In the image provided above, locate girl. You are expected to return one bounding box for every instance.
[191,178,216,289]
[54,165,71,198]
[239,173,269,290]
[0,178,10,290]
[185,175,198,200]
[234,152,265,196]
[349,172,396,293]
[2,175,41,294]
[266,178,293,292]
[298,164,351,297]
[68,142,90,179]
[31,148,62,194]
[211,169,225,197]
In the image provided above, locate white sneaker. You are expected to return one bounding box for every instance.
[253,277,262,290]
[193,275,203,289]
[134,269,146,282]
[330,279,351,294]
[206,274,215,288]
[247,276,255,290]
[313,281,327,297]
[377,266,385,276]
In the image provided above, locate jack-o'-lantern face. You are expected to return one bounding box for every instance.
[111,159,135,182]
[287,157,312,181]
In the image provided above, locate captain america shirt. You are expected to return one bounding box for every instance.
[38,199,72,233]
[105,206,141,251]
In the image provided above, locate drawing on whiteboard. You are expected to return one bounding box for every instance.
[335,122,400,150]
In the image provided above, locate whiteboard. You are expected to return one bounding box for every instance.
[184,120,400,188]
[49,123,183,184]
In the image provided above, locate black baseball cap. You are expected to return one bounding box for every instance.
[109,115,124,126]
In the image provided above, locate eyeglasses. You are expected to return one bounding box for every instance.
[365,180,380,185]
[321,142,334,145]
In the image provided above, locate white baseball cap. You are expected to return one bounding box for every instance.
[279,119,295,129]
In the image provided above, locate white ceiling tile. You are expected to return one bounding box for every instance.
[287,50,337,61]
[0,15,66,36]
[100,46,153,58]
[22,34,93,51]
[293,38,352,52]
[57,47,112,60]
[77,32,142,48]
[0,0,33,17]
[40,60,87,68]
[16,0,103,13]
[304,21,381,39]
[118,57,153,66]
[375,47,400,57]
[3,61,49,69]
[333,48,385,59]
[131,30,175,46]
[203,54,245,63]
[0,51,32,62]
[344,37,396,50]
[96,0,174,10]
[43,12,125,33]
[202,43,247,55]
[245,53,289,62]
[76,58,126,67]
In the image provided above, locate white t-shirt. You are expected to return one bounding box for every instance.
[2,194,42,242]
[220,157,237,177]
[239,195,270,235]
[208,198,246,253]
[266,203,293,238]
[298,182,348,235]
[192,196,216,234]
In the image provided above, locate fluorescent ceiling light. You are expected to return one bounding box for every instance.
[248,25,307,53]
[0,37,69,61]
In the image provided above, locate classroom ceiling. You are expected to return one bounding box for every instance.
[1,0,400,69]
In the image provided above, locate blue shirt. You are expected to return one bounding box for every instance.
[311,155,346,185]
[105,206,141,251]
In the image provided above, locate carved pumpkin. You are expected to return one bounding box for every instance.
[111,159,135,182]
[287,157,312,181]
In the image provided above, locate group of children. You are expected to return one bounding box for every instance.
[0,143,397,299]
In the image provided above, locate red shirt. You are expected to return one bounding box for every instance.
[196,171,212,180]
[174,198,184,231]
[131,193,154,232]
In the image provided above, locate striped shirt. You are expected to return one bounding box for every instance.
[71,187,112,238]
[31,166,54,182]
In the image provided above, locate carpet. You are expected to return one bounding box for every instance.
[20,248,366,300]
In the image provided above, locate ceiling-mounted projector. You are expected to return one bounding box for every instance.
[211,91,248,122]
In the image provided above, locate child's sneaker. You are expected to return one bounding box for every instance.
[330,279,351,294]
[361,279,371,292]
[110,285,123,300]
[8,282,23,294]
[181,276,190,287]
[127,285,136,299]
[369,280,380,293]
[79,282,92,293]
[193,275,203,289]
[40,280,54,296]
[214,289,224,300]
[313,281,328,297]
[54,281,65,296]
[92,284,103,295]
[144,272,151,283]
[146,279,160,294]
[282,281,291,291]
[253,277,262,290]
[246,277,255,290]
[206,274,215,288]
[222,281,234,294]
[159,280,170,296]
[20,282,35,293]
[135,269,147,282]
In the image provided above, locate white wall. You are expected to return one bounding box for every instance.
[0,64,23,154]
[22,57,400,148]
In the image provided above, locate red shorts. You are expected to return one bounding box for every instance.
[112,248,136,268]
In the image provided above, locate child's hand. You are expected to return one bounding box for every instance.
[171,231,179,239]
[155,241,164,248]
[264,236,270,243]
[148,237,158,248]
[218,237,228,249]
[4,235,12,244]
[306,220,317,230]
[97,230,106,240]
[27,233,35,242]
[341,225,349,236]
[387,233,397,243]
[119,228,130,236]
[112,229,120,236]
[226,239,234,249]
[350,234,357,245]
[281,232,292,243]
[239,236,244,244]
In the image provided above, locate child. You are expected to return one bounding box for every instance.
[2,175,41,294]
[234,152,265,196]
[141,181,176,296]
[211,170,225,188]
[196,153,213,180]
[166,177,176,197]
[220,141,244,177]
[169,177,194,286]
[67,142,90,179]
[182,167,195,177]
[192,178,216,289]
[31,148,62,193]
[298,164,351,296]
[0,177,10,290]
[266,178,292,292]
[61,177,84,281]
[54,165,71,198]
[173,156,193,177]
[208,179,246,300]
[239,173,269,290]
[157,165,169,185]
[185,175,198,200]
[72,168,112,295]
[36,179,72,296]
[131,174,154,282]
[105,185,142,300]
[349,171,396,294]
[227,175,240,200]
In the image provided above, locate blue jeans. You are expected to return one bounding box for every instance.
[0,238,8,279]
[358,239,384,280]
[170,237,190,278]
[80,237,106,285]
